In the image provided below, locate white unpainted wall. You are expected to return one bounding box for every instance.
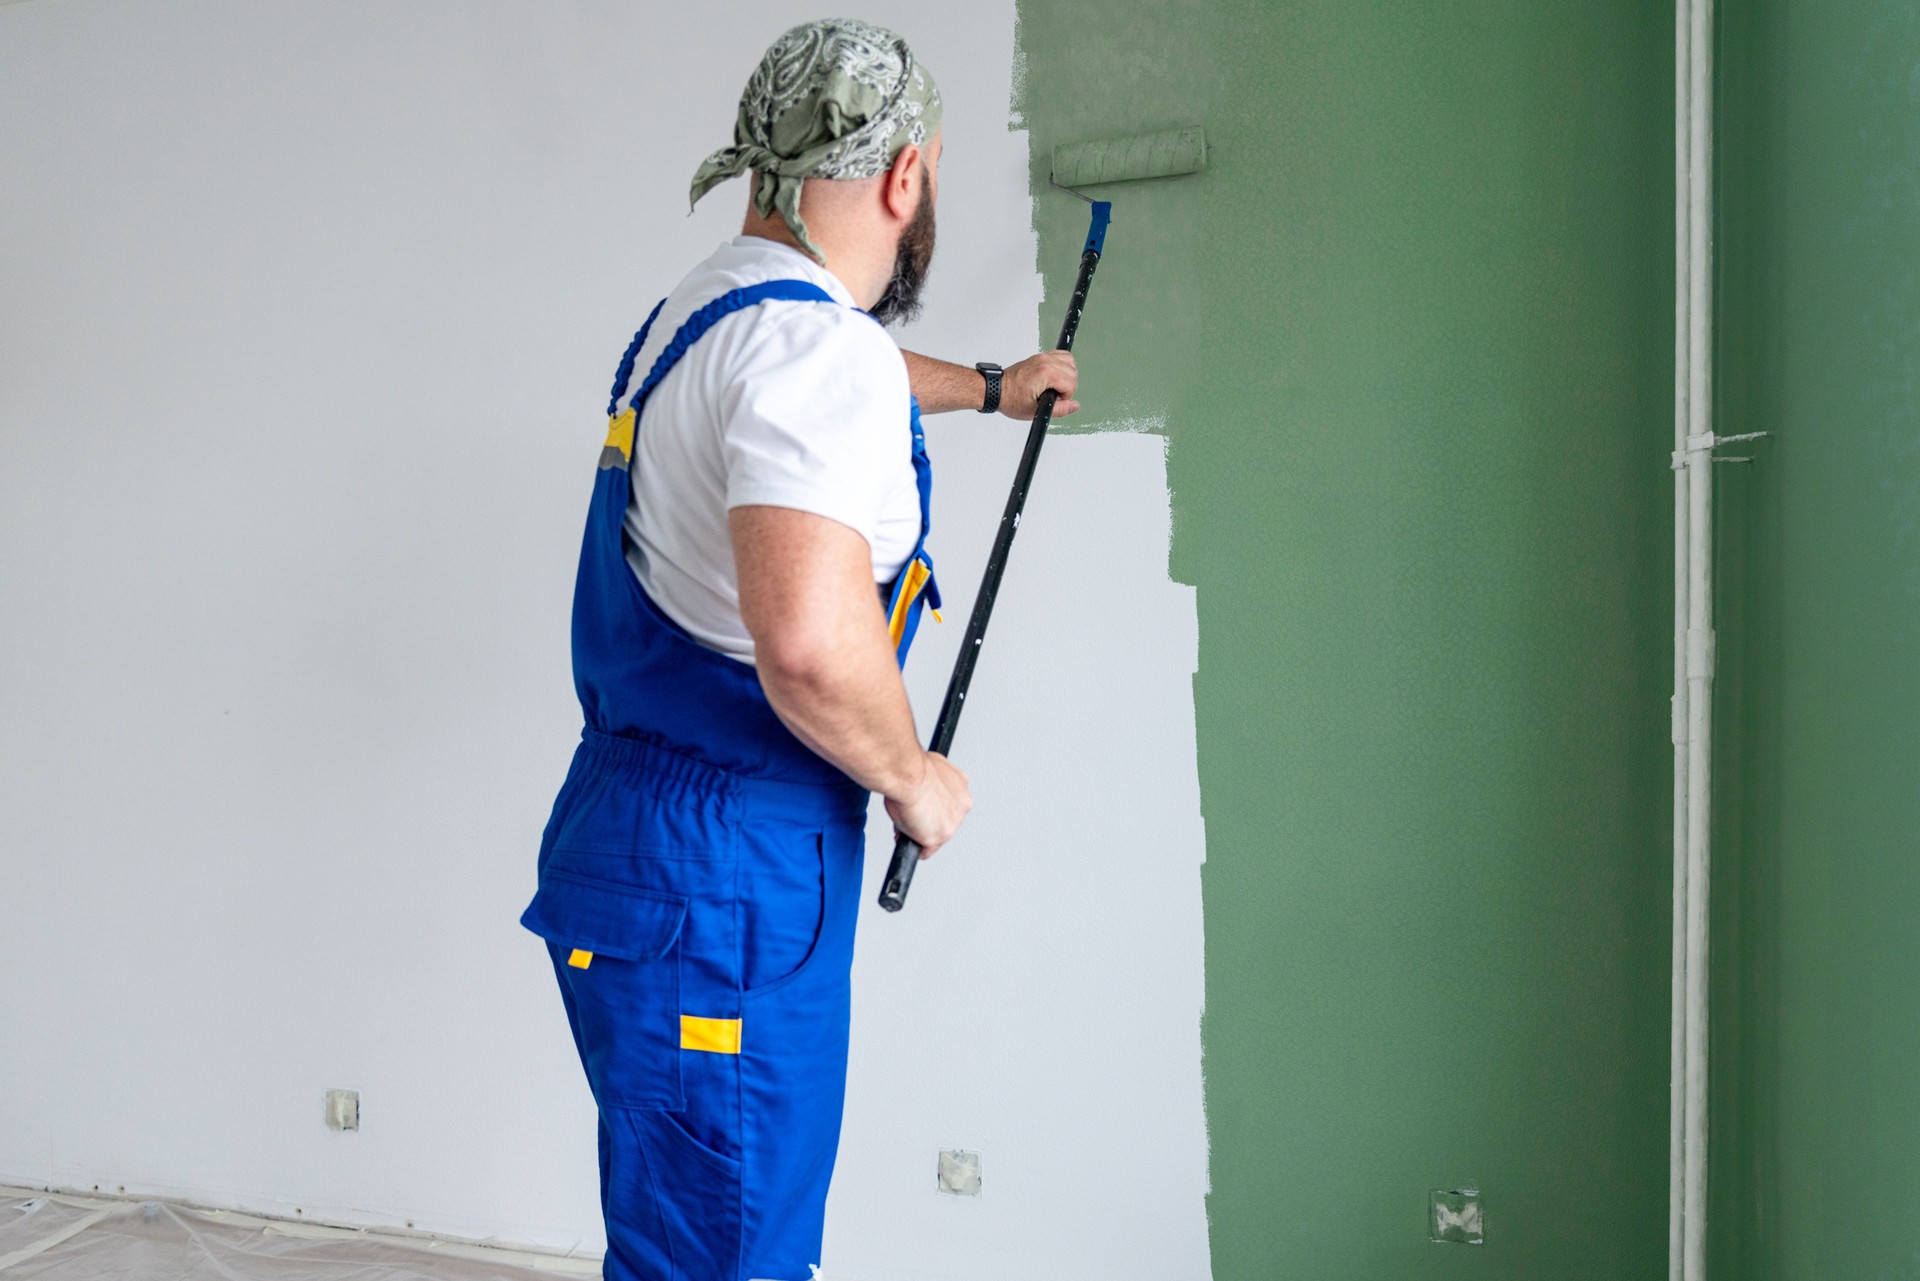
[0,4,1210,1279]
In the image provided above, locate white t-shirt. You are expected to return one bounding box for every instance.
[613,236,922,665]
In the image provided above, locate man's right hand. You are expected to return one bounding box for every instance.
[885,750,973,858]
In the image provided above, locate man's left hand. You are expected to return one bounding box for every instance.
[1000,350,1080,419]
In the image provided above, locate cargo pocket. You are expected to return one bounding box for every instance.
[606,1108,742,1281]
[740,830,827,997]
[521,868,687,1110]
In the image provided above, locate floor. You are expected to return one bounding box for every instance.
[0,1191,598,1281]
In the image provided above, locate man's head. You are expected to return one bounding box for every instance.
[691,19,942,318]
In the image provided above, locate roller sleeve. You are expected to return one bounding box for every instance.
[1050,126,1207,188]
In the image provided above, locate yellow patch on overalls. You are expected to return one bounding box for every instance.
[887,557,936,647]
[680,1015,742,1055]
[604,408,636,462]
[567,949,594,969]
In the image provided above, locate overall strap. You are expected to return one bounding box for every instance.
[883,395,942,666]
[907,396,933,547]
[607,299,669,418]
[625,280,838,418]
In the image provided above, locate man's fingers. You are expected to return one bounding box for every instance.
[894,825,941,859]
[1052,397,1081,416]
[1046,351,1079,390]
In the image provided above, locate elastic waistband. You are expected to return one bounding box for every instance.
[577,730,869,826]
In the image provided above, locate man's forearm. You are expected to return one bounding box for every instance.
[902,348,1082,420]
[901,350,988,414]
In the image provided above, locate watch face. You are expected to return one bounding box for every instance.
[977,362,1003,374]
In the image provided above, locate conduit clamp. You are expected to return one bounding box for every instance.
[1671,429,1771,470]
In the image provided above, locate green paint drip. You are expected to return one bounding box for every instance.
[1014,1,1674,1276]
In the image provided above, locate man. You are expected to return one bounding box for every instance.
[519,19,1079,1281]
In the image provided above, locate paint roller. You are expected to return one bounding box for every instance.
[878,126,1209,913]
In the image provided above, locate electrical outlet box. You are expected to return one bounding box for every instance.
[1430,1188,1482,1244]
[936,1149,981,1196]
[325,1089,360,1132]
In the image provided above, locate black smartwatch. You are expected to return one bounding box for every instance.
[975,362,1003,414]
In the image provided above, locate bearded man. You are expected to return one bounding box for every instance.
[518,19,1078,1281]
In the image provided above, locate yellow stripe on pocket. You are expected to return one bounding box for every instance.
[567,949,594,969]
[680,1015,742,1055]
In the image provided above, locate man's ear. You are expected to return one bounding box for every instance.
[882,143,922,223]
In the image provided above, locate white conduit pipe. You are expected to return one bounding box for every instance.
[1667,0,1693,1274]
[1670,0,1763,1272]
[1682,0,1715,1262]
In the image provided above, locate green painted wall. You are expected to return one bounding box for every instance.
[1714,3,1920,1278]
[1014,2,1675,1275]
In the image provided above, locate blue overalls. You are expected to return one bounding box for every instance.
[521,281,939,1281]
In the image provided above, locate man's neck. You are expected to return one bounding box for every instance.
[740,205,889,309]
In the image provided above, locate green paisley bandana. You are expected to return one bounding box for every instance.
[690,19,942,264]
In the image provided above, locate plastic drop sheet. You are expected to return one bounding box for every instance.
[0,1193,599,1281]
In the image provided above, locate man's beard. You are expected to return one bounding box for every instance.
[868,182,936,327]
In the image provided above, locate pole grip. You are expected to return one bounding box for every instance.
[1083,201,1113,257]
[877,831,922,912]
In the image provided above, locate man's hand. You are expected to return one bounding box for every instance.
[884,751,973,858]
[999,349,1079,419]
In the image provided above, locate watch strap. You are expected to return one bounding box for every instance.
[975,362,1003,414]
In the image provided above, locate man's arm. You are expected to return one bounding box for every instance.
[901,350,1081,418]
[732,504,972,856]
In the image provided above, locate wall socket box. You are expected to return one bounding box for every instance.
[325,1089,360,1132]
[936,1149,981,1196]
[1430,1188,1483,1244]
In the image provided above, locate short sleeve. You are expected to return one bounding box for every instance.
[719,305,911,546]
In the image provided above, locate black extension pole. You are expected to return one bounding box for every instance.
[877,200,1113,913]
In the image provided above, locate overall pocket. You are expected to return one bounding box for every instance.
[739,829,828,997]
[522,868,687,1110]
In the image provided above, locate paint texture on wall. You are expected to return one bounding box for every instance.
[1015,2,1675,1276]
[1713,3,1920,1277]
